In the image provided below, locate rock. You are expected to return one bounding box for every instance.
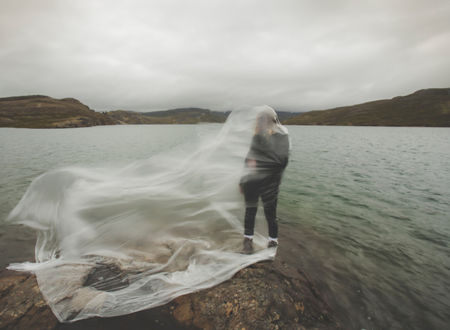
[0,252,341,330]
[172,296,194,325]
[83,263,129,292]
[0,269,58,330]
[171,259,339,330]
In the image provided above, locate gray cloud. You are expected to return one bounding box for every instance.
[1,0,449,111]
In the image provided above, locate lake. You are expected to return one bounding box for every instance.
[1,124,449,329]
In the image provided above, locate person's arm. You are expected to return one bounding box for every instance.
[244,135,259,165]
[277,134,290,169]
[239,135,259,191]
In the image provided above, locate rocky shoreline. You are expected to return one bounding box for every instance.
[0,241,341,330]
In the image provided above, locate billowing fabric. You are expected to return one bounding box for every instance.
[6,107,280,322]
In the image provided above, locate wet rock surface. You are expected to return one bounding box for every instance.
[0,251,340,330]
[169,259,340,330]
[0,269,58,330]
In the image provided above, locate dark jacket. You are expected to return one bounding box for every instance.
[240,132,289,184]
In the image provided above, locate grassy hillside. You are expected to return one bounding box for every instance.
[284,88,450,127]
[0,95,114,128]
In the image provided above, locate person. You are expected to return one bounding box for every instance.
[239,106,290,254]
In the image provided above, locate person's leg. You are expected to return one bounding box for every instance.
[261,175,281,246]
[244,207,257,237]
[242,181,259,253]
[263,200,278,240]
[243,181,259,237]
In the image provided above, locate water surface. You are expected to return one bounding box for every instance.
[1,125,449,329]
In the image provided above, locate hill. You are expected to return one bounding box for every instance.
[0,96,230,127]
[3,89,447,128]
[274,111,301,121]
[108,109,299,124]
[0,95,114,128]
[284,88,450,127]
[107,108,228,124]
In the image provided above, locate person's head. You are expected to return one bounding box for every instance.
[254,106,278,135]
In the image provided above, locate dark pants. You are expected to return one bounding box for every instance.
[242,173,281,238]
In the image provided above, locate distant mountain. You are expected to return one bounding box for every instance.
[276,111,302,121]
[283,88,450,127]
[0,94,302,128]
[3,89,447,128]
[108,108,299,124]
[105,110,158,125]
[0,96,229,128]
[107,108,228,124]
[0,95,114,128]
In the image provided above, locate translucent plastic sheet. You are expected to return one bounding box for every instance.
[7,106,289,322]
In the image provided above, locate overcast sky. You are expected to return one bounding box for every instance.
[1,0,449,112]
